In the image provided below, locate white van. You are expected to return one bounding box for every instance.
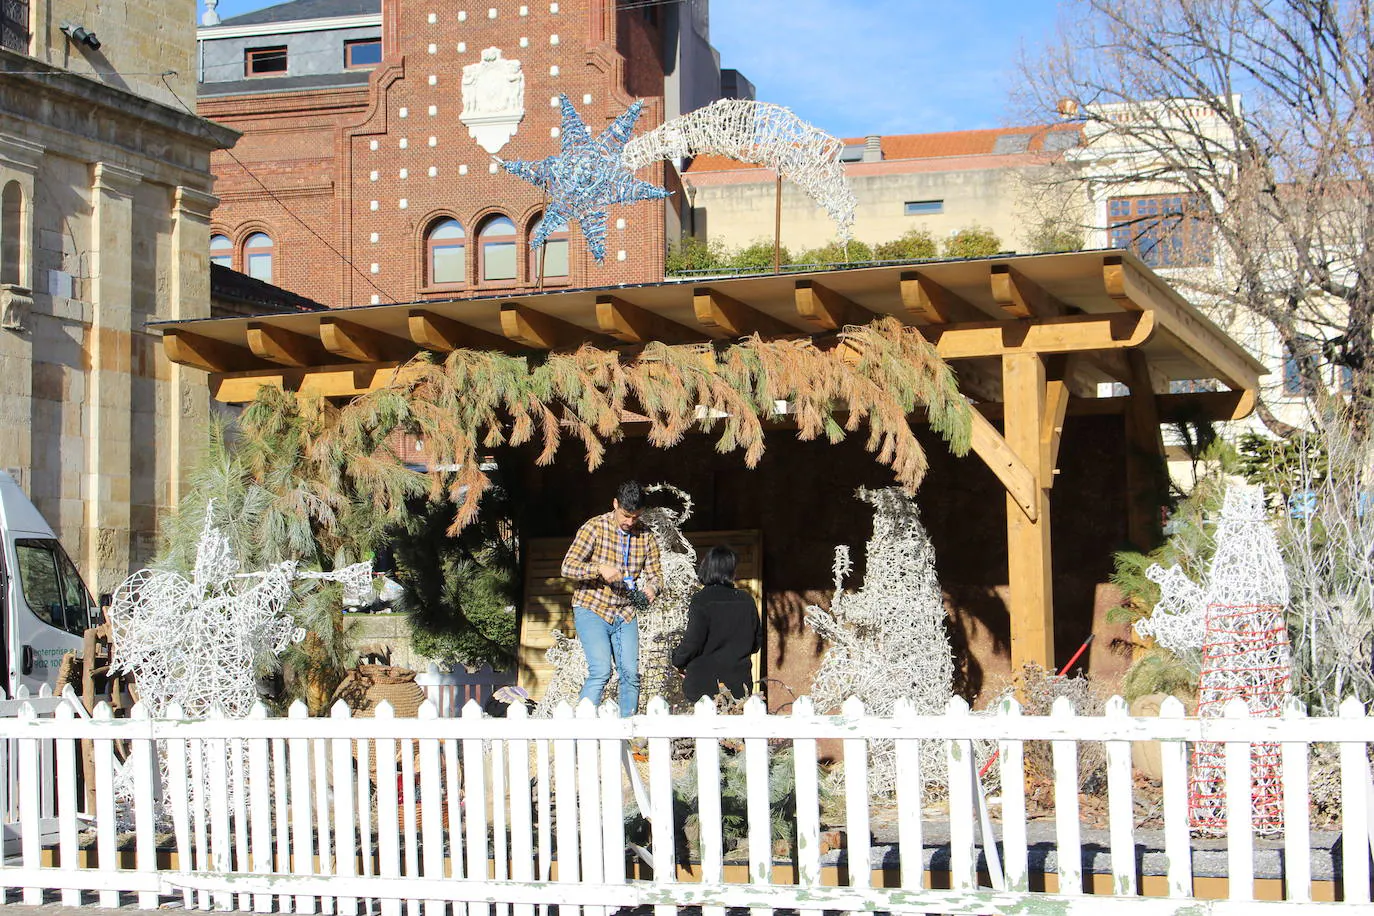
[0,472,95,697]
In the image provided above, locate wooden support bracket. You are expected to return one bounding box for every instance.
[500,303,602,349]
[319,316,413,363]
[899,270,986,324]
[408,309,521,353]
[991,263,1070,319]
[794,279,878,330]
[246,322,331,368]
[966,409,1039,522]
[162,329,265,373]
[596,294,703,344]
[692,286,800,338]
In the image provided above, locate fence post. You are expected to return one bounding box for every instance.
[575,700,604,916]
[1104,696,1136,897]
[331,701,359,916]
[1281,696,1311,904]
[54,701,81,906]
[17,699,40,905]
[1158,696,1192,899]
[697,697,726,916]
[1223,697,1254,902]
[997,695,1027,893]
[375,701,401,916]
[418,700,444,916]
[130,702,158,909]
[463,698,491,916]
[509,702,537,916]
[248,702,274,915]
[1340,695,1371,904]
[93,701,119,908]
[1050,695,1082,896]
[945,696,975,893]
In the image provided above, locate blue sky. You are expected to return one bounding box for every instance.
[202,0,1059,137]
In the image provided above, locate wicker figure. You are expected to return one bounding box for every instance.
[805,487,953,795]
[1139,484,1293,834]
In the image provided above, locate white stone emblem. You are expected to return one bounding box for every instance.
[460,47,525,154]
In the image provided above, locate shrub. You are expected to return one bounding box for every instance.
[1023,218,1084,253]
[797,239,874,266]
[665,236,730,274]
[729,238,789,272]
[873,228,938,261]
[942,225,1003,259]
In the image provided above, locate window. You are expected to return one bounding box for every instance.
[479,215,517,282]
[244,232,273,282]
[209,233,233,270]
[529,214,570,281]
[15,538,93,636]
[1282,335,1319,397]
[345,38,382,68]
[2,181,22,286]
[904,200,943,216]
[1,0,28,53]
[1108,194,1211,267]
[426,218,465,285]
[245,45,288,77]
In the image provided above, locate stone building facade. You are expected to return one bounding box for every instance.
[197,0,738,307]
[0,0,237,595]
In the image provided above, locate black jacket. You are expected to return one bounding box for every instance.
[671,584,762,702]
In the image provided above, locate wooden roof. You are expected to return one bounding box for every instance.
[153,250,1264,416]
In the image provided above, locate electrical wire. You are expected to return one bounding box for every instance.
[159,73,403,305]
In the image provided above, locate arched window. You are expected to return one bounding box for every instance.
[2,181,23,286]
[529,213,570,282]
[478,215,517,282]
[209,234,233,270]
[244,232,273,282]
[425,218,465,285]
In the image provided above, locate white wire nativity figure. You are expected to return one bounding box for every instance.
[535,484,700,716]
[106,506,372,817]
[1135,483,1293,834]
[805,487,954,795]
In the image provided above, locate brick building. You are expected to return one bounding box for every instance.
[197,0,743,307]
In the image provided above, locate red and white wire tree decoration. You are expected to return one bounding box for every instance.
[1137,484,1293,834]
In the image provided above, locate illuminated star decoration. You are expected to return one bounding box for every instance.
[501,95,671,262]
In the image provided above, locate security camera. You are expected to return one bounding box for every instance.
[60,22,101,49]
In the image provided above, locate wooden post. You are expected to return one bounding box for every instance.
[1125,350,1167,550]
[1002,353,1055,674]
[773,172,783,274]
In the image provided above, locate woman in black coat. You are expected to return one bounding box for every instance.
[672,546,761,703]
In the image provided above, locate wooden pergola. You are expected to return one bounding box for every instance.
[153,250,1264,674]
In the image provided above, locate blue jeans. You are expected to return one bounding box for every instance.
[574,606,640,717]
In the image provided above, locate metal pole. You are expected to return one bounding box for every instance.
[773,172,783,274]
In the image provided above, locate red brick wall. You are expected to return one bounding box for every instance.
[200,0,668,309]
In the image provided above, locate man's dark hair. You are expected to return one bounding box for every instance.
[697,545,737,587]
[616,480,644,512]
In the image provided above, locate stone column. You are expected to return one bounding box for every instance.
[168,186,217,506]
[0,136,43,492]
[86,162,141,596]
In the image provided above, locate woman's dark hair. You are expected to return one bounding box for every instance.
[697,545,737,587]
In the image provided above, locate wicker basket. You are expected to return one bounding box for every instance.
[334,664,426,718]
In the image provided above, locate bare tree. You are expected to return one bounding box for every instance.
[1017,0,1373,435]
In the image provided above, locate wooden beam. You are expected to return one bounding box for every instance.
[1041,379,1070,486]
[246,322,331,368]
[211,362,422,404]
[499,303,603,349]
[966,409,1038,522]
[319,316,414,363]
[899,270,987,324]
[919,311,1155,360]
[1103,254,1264,394]
[595,294,704,344]
[692,286,800,338]
[162,329,264,373]
[408,309,520,353]
[991,263,1070,319]
[1002,351,1055,673]
[794,279,878,330]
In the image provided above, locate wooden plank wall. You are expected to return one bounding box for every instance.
[518,530,762,699]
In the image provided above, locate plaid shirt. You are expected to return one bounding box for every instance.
[561,511,662,622]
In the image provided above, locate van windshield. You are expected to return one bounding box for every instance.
[15,538,93,636]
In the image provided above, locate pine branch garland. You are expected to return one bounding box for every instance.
[244,317,971,536]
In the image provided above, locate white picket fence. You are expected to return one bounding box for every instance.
[0,691,1372,913]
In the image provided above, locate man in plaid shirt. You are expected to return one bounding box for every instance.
[561,480,662,716]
